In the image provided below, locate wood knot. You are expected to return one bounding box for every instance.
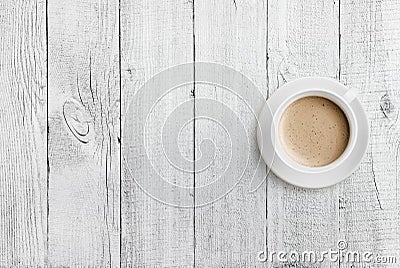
[63,99,94,144]
[380,93,393,119]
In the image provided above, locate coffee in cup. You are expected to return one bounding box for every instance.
[278,96,350,167]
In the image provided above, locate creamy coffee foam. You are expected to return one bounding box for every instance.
[279,96,350,167]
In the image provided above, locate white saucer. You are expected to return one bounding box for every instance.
[257,77,369,188]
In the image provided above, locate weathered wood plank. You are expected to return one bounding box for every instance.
[266,0,340,266]
[0,0,47,266]
[194,0,268,266]
[339,0,400,265]
[120,0,194,266]
[47,0,120,266]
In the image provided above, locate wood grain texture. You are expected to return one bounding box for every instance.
[194,0,268,266]
[339,0,400,265]
[120,0,194,266]
[1,0,400,266]
[266,0,340,266]
[0,0,47,266]
[47,0,120,266]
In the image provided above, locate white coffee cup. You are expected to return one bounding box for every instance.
[257,77,369,188]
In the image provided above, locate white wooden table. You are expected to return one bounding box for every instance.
[0,0,399,267]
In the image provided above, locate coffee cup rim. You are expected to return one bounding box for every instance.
[272,88,358,173]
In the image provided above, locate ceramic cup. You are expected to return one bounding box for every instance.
[257,77,369,188]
